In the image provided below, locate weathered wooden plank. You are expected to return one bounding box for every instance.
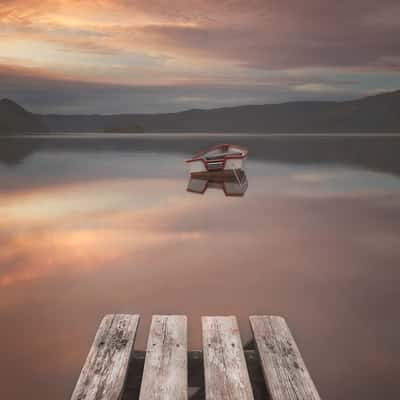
[250,316,321,400]
[124,350,268,400]
[202,316,254,400]
[139,315,188,400]
[71,314,139,400]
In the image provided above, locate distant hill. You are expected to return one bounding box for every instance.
[0,99,48,134]
[2,90,400,134]
[103,116,144,133]
[43,90,400,133]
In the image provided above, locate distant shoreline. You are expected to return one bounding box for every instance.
[2,132,400,139]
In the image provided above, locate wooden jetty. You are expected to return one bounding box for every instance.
[71,315,321,400]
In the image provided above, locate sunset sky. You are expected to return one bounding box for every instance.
[1,0,400,113]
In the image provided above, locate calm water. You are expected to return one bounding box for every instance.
[1,134,400,399]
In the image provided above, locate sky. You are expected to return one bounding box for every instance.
[1,0,400,113]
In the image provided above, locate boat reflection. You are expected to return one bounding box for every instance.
[187,169,248,197]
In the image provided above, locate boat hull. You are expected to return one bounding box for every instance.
[188,159,207,173]
[188,156,246,173]
[225,157,245,171]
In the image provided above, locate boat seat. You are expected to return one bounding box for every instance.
[206,155,225,161]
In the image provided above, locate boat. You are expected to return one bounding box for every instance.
[185,144,248,173]
[187,169,248,197]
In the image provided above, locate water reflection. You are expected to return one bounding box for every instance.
[2,135,400,177]
[1,136,400,400]
[0,137,43,165]
[187,170,248,196]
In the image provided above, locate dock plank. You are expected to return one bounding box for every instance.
[202,316,254,400]
[250,316,321,400]
[70,314,139,400]
[139,315,188,400]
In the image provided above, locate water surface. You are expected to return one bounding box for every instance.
[1,134,400,399]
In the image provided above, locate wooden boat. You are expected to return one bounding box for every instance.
[185,144,248,173]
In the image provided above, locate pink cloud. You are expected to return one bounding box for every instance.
[1,0,399,70]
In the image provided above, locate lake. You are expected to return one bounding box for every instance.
[1,134,400,399]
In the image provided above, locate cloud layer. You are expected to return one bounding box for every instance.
[0,0,399,112]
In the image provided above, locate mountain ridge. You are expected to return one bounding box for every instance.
[2,89,399,134]
[0,98,48,134]
[42,89,400,133]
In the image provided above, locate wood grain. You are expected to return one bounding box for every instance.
[250,316,321,400]
[139,315,188,400]
[202,316,254,400]
[70,314,139,400]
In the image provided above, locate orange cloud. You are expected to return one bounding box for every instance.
[1,0,400,71]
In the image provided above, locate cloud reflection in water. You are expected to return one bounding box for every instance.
[0,145,400,399]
